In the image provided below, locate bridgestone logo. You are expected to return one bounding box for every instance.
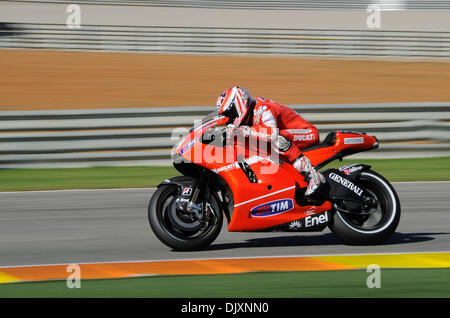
[328,172,363,196]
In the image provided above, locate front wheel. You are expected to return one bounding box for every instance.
[148,183,223,251]
[329,170,401,245]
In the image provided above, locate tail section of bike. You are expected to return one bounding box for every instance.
[303,130,379,168]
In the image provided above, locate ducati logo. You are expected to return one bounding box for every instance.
[293,134,316,142]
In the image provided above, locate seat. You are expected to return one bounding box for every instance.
[301,131,336,152]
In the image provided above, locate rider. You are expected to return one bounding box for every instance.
[216,86,325,196]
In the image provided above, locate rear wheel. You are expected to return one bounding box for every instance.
[148,184,223,251]
[329,170,401,245]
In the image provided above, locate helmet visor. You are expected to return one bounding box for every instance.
[221,101,239,124]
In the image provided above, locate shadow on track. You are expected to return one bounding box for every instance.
[384,232,449,245]
[200,232,448,251]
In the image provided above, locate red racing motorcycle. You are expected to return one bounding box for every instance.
[148,112,401,251]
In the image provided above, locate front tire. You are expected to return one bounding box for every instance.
[329,170,401,245]
[148,184,223,251]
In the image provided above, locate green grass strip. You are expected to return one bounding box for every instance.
[0,157,449,191]
[0,268,449,298]
[0,166,177,191]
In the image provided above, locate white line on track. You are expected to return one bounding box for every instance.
[1,250,449,269]
[0,187,157,194]
[0,181,449,194]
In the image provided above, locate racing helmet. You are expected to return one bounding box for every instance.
[216,86,251,126]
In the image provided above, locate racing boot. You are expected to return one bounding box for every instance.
[293,155,326,197]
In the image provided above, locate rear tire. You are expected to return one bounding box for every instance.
[148,184,223,251]
[329,170,401,245]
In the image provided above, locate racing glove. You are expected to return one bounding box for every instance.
[223,124,251,139]
[222,124,237,140]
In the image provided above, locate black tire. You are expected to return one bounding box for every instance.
[148,184,223,251]
[329,170,401,245]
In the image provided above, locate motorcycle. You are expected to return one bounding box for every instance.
[148,111,401,251]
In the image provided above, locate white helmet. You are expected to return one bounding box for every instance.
[216,86,251,126]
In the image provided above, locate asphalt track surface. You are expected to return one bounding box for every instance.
[0,182,449,267]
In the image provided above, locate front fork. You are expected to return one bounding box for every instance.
[186,168,211,221]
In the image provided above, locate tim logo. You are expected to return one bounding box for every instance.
[250,199,294,217]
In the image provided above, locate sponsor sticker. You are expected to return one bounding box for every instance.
[338,163,357,171]
[288,211,329,230]
[342,165,363,175]
[289,220,302,230]
[293,133,316,142]
[182,187,193,196]
[249,130,271,139]
[199,122,216,133]
[328,172,363,196]
[250,198,294,217]
[180,137,198,155]
[216,163,239,173]
[305,206,317,215]
[286,129,312,134]
[261,110,277,128]
[304,212,329,228]
[344,137,364,144]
